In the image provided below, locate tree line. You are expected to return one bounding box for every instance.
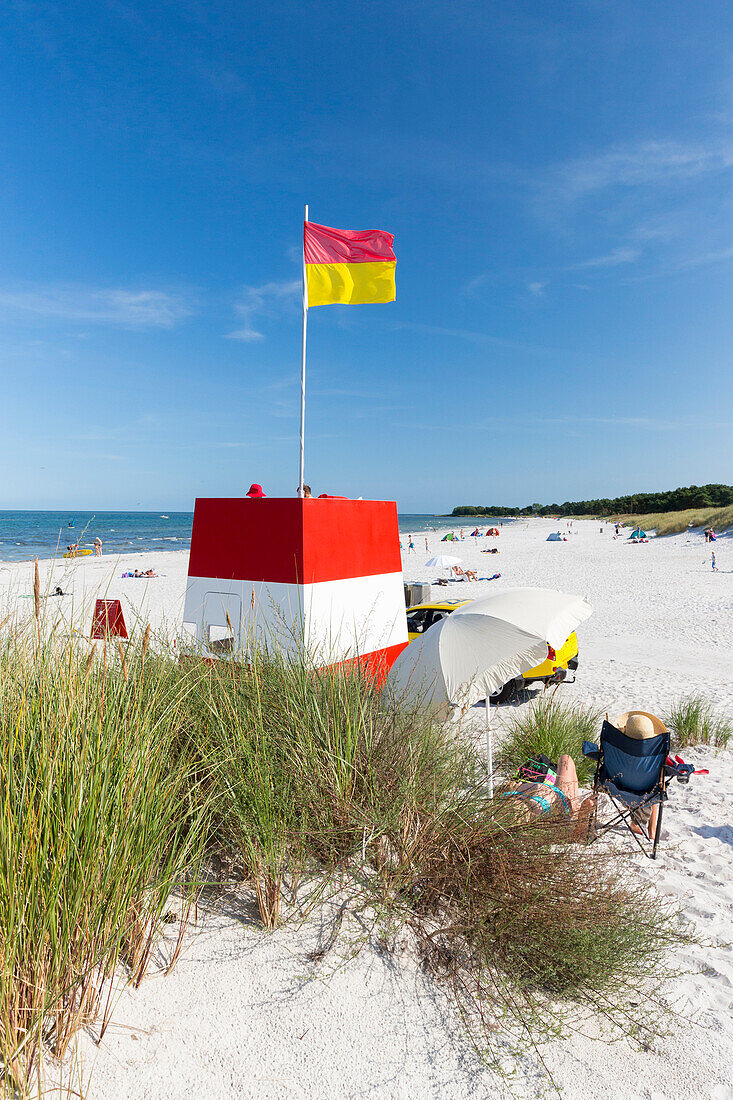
[451,483,733,518]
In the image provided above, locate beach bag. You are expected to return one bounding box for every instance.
[516,755,557,784]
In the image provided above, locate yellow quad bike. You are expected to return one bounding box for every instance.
[405,599,579,703]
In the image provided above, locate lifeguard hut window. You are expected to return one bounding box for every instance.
[203,592,241,655]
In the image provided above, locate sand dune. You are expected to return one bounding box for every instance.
[4,518,732,1099]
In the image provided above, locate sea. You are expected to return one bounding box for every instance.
[0,510,506,563]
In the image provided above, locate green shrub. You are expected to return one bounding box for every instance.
[667,694,732,749]
[497,696,601,786]
[374,790,688,1068]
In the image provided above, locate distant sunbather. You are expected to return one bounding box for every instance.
[453,566,477,581]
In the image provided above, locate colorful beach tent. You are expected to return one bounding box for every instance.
[546,532,565,542]
[629,528,648,540]
[441,532,458,542]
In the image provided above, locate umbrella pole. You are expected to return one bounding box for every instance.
[485,696,494,797]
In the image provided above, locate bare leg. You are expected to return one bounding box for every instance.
[556,754,580,815]
[629,803,659,838]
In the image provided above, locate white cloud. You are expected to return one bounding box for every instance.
[550,139,733,201]
[677,245,733,269]
[0,286,192,327]
[461,273,490,298]
[528,280,547,295]
[571,246,641,269]
[226,280,300,341]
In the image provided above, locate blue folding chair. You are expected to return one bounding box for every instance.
[582,718,671,859]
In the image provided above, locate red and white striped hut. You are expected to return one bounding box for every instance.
[182,497,409,683]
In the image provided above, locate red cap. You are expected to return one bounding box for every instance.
[246,483,266,498]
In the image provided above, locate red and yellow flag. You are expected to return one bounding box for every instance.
[304,221,396,307]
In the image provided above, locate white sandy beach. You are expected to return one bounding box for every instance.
[2,519,732,1099]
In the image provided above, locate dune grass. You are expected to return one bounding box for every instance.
[666,693,732,750]
[192,661,685,1068]
[0,630,212,1097]
[0,622,690,1094]
[608,504,733,536]
[182,649,482,922]
[496,696,600,786]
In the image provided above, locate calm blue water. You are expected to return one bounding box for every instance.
[397,514,512,534]
[0,511,193,562]
[0,510,510,562]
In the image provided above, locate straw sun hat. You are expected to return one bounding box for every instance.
[614,711,667,740]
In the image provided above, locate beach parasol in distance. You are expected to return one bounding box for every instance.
[385,587,593,793]
[425,554,462,573]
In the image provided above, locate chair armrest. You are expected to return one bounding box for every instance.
[582,741,600,760]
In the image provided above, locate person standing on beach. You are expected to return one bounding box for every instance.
[94,537,102,556]
[408,537,415,553]
[424,537,429,552]
[712,552,717,572]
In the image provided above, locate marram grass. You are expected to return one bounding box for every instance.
[666,693,732,749]
[609,504,733,536]
[0,618,693,1095]
[0,630,211,1097]
[496,695,601,786]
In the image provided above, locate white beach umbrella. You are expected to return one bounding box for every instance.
[424,554,462,572]
[386,587,593,792]
[451,588,593,653]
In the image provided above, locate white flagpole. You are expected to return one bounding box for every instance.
[298,204,308,497]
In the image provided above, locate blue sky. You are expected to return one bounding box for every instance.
[1,0,732,512]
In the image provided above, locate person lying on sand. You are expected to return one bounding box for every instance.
[21,586,65,599]
[453,566,477,581]
[496,755,596,842]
